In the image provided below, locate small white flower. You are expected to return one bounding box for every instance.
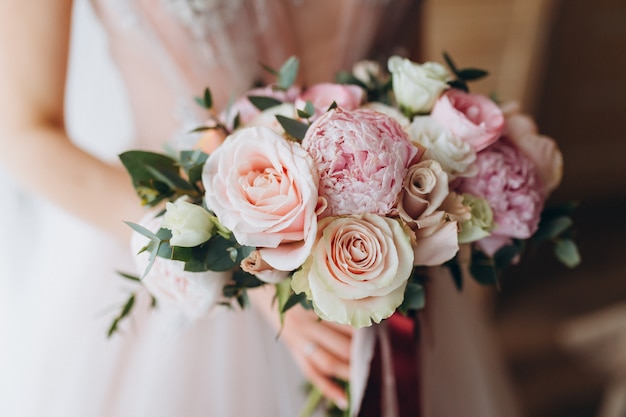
[407,116,477,179]
[388,56,450,115]
[162,199,215,247]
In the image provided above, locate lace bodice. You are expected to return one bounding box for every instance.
[89,0,422,150]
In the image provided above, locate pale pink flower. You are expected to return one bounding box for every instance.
[302,108,418,216]
[220,85,300,130]
[457,139,545,254]
[291,213,414,328]
[202,127,319,272]
[431,89,505,151]
[295,83,364,120]
[504,112,563,195]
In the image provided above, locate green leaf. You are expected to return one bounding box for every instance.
[119,151,182,205]
[171,246,193,262]
[335,71,369,89]
[275,115,309,140]
[107,293,136,338]
[297,100,315,119]
[278,56,300,90]
[534,216,573,241]
[194,88,213,109]
[443,51,459,75]
[444,258,463,291]
[260,62,280,77]
[248,95,283,111]
[179,150,209,185]
[447,79,469,92]
[457,68,489,81]
[116,271,141,282]
[145,165,195,192]
[327,101,338,112]
[493,243,522,270]
[469,250,499,286]
[555,238,581,268]
[233,112,241,130]
[125,220,160,241]
[399,282,425,313]
[281,292,307,314]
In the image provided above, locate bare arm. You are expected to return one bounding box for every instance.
[0,0,142,240]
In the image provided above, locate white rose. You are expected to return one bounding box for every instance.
[458,193,495,243]
[361,102,410,129]
[247,103,296,134]
[407,116,477,179]
[352,60,385,88]
[387,56,450,115]
[161,199,215,247]
[291,213,414,328]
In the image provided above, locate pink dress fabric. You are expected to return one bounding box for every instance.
[0,1,521,416]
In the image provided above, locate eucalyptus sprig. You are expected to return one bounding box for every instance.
[443,51,489,93]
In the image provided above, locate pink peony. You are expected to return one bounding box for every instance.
[302,108,418,216]
[456,139,545,254]
[431,89,504,151]
[202,127,319,272]
[220,85,300,131]
[295,83,364,120]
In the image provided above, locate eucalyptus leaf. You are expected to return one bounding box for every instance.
[457,68,489,81]
[275,115,309,140]
[443,51,459,75]
[248,95,283,111]
[171,246,193,262]
[281,292,307,314]
[399,282,425,313]
[447,79,469,92]
[124,221,160,241]
[555,238,581,268]
[278,56,300,90]
[233,112,241,130]
[534,216,573,241]
[327,101,338,112]
[145,165,195,192]
[444,258,463,291]
[107,292,136,338]
[493,243,521,270]
[117,271,141,282]
[469,250,499,286]
[194,88,213,109]
[335,71,369,89]
[304,100,315,116]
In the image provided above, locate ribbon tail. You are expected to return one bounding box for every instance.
[379,322,400,417]
[349,326,376,417]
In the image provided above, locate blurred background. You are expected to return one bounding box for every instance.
[424,0,626,416]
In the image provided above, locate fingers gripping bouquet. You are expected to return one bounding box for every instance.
[113,54,578,414]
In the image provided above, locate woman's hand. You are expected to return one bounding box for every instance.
[248,286,353,410]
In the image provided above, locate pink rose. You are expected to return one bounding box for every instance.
[203,127,319,271]
[397,160,460,265]
[431,89,505,151]
[131,213,229,320]
[291,213,414,328]
[302,108,418,216]
[295,83,364,120]
[220,85,300,130]
[504,112,563,195]
[457,139,544,254]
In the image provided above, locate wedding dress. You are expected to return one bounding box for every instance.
[0,0,521,416]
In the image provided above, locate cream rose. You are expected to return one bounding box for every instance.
[407,116,477,179]
[161,199,216,247]
[397,160,460,265]
[361,102,411,129]
[203,127,319,272]
[291,213,414,328]
[387,56,450,115]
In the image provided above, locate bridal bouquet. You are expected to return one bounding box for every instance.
[112,54,578,334]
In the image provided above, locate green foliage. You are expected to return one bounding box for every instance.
[178,150,209,185]
[470,242,522,287]
[555,238,581,268]
[223,269,265,309]
[194,87,213,109]
[277,56,300,90]
[297,101,315,119]
[107,292,136,338]
[443,51,489,93]
[119,150,199,206]
[275,115,309,141]
[399,282,425,314]
[248,95,283,111]
[444,257,463,291]
[533,201,581,268]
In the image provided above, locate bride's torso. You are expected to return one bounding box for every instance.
[87,0,420,151]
